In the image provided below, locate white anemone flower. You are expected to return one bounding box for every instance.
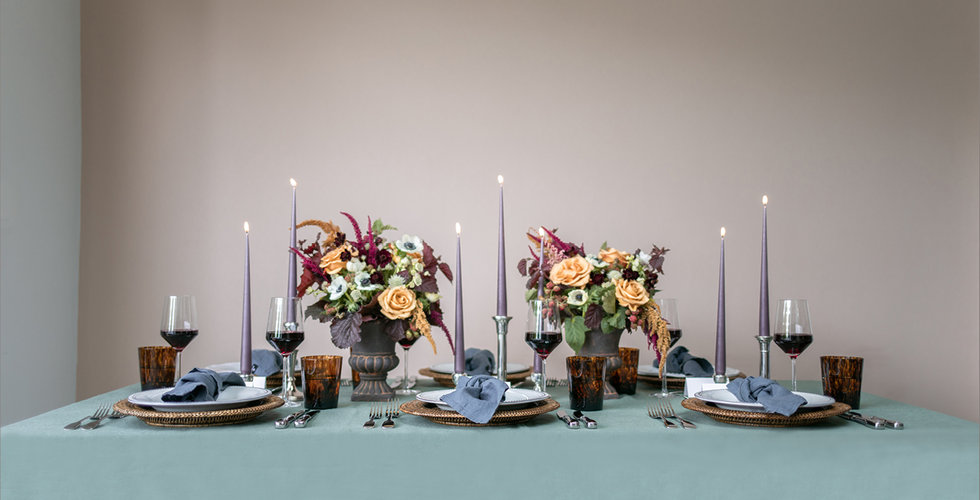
[395,234,423,254]
[586,254,608,269]
[567,289,589,306]
[636,250,652,267]
[354,271,381,291]
[346,259,366,273]
[326,277,348,300]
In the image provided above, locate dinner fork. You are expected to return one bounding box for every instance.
[362,403,382,428]
[663,400,696,429]
[64,404,108,430]
[648,402,676,429]
[82,409,125,430]
[381,401,397,429]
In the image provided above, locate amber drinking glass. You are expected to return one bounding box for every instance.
[138,346,176,390]
[567,356,605,411]
[301,355,343,410]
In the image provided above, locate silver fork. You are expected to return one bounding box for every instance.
[664,400,696,429]
[362,403,382,428]
[381,401,396,429]
[648,402,676,429]
[82,409,124,430]
[65,404,108,430]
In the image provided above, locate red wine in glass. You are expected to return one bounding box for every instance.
[398,335,420,349]
[396,334,421,395]
[160,329,198,351]
[667,328,682,347]
[266,330,305,356]
[774,334,813,357]
[525,331,562,359]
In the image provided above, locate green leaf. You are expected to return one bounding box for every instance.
[371,219,397,236]
[564,316,587,353]
[602,308,626,333]
[525,289,538,302]
[601,288,617,314]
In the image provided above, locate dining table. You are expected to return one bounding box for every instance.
[2,379,977,500]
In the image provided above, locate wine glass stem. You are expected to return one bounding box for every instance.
[282,352,292,395]
[174,351,182,386]
[540,356,547,391]
[790,356,797,391]
[660,364,668,395]
[401,347,410,390]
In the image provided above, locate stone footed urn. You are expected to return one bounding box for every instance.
[349,321,399,401]
[578,329,623,399]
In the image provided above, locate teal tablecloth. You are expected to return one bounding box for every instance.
[2,380,977,500]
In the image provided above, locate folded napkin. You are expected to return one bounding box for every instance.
[439,375,509,424]
[464,348,495,376]
[664,346,714,377]
[727,376,807,416]
[251,349,283,377]
[161,368,245,402]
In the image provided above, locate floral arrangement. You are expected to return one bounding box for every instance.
[294,213,454,354]
[517,228,672,371]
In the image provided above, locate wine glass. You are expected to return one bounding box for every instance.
[525,299,562,394]
[266,297,305,407]
[394,334,420,396]
[774,299,813,391]
[651,298,682,398]
[160,295,198,385]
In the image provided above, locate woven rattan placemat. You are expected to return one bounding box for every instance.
[681,398,850,427]
[418,367,532,388]
[400,398,559,427]
[114,396,284,428]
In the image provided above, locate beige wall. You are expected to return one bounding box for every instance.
[79,0,979,421]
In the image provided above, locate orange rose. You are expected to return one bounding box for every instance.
[614,279,649,311]
[549,256,594,288]
[319,244,352,275]
[378,286,417,320]
[599,248,629,266]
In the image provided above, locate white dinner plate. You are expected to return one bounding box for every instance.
[128,386,272,412]
[694,389,835,413]
[429,362,529,374]
[637,365,741,378]
[416,388,549,411]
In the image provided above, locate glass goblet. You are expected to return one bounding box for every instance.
[651,298,682,398]
[774,299,813,391]
[266,297,305,407]
[160,295,198,385]
[525,299,562,394]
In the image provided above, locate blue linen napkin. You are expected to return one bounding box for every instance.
[664,346,714,377]
[438,375,509,424]
[464,348,495,376]
[251,349,283,377]
[161,368,245,402]
[727,376,807,416]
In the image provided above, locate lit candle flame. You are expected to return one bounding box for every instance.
[456,222,461,235]
[762,195,768,205]
[720,227,726,238]
[289,178,297,188]
[243,221,250,233]
[538,227,545,238]
[498,175,504,185]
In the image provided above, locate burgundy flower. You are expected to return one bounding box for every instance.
[590,272,604,285]
[623,269,639,281]
[335,232,346,245]
[376,249,392,267]
[369,271,384,284]
[340,250,352,262]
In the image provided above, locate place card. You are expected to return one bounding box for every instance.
[684,377,728,398]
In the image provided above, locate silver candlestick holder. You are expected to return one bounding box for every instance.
[530,372,544,392]
[492,315,512,385]
[755,335,772,379]
[452,372,464,386]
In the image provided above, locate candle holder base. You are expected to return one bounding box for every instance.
[492,315,512,383]
[530,372,544,392]
[755,335,773,379]
[452,372,464,386]
[713,374,729,384]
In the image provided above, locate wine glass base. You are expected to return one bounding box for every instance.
[650,390,680,398]
[281,400,302,408]
[394,388,419,396]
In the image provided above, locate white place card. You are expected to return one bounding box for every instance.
[684,377,728,398]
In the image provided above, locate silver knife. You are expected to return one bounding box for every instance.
[294,410,320,428]
[275,410,307,429]
[573,410,597,429]
[867,415,904,430]
[840,411,884,429]
[556,410,580,428]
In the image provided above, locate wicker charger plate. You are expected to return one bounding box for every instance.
[419,367,533,388]
[114,396,284,428]
[400,398,559,427]
[681,397,851,427]
[638,371,747,390]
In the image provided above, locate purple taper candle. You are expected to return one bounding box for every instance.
[715,227,727,377]
[534,227,545,374]
[496,175,507,317]
[454,223,465,374]
[759,196,770,337]
[241,222,252,375]
[286,178,297,323]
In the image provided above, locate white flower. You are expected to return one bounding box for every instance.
[326,278,348,301]
[567,289,589,306]
[346,260,366,274]
[413,261,424,273]
[411,273,423,287]
[353,271,381,291]
[607,270,622,282]
[395,235,423,254]
[388,275,406,287]
[350,289,363,301]
[586,254,608,269]
[425,292,440,303]
[636,251,651,267]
